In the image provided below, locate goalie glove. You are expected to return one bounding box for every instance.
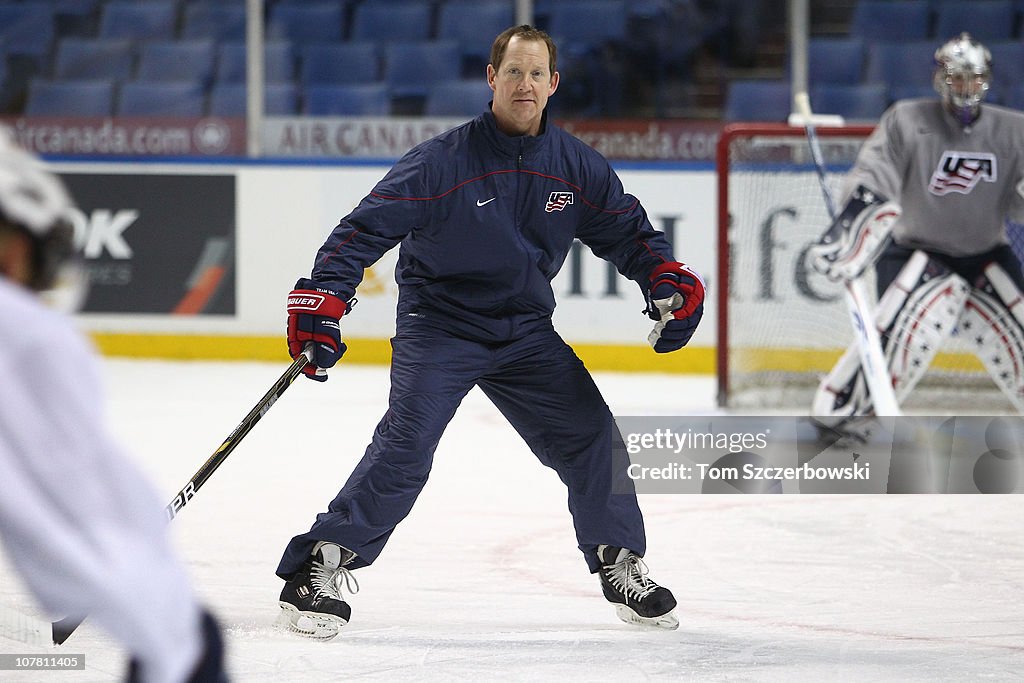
[646,261,706,353]
[287,278,349,382]
[808,185,899,282]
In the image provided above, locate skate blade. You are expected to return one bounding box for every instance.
[614,604,680,630]
[277,602,346,640]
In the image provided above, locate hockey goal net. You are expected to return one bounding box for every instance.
[716,123,1017,413]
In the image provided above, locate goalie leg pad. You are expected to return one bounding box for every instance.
[878,251,969,402]
[812,342,871,418]
[960,262,1024,412]
[813,250,968,417]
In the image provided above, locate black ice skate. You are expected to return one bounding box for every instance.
[278,541,359,640]
[597,545,679,630]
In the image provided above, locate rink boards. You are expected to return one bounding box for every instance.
[49,158,717,372]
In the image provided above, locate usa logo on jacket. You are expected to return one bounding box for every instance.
[545,191,574,212]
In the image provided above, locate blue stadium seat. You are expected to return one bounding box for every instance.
[52,38,136,81]
[384,41,462,99]
[986,41,1024,105]
[182,3,246,41]
[25,78,115,116]
[350,1,432,43]
[934,1,1014,42]
[216,42,295,84]
[888,83,937,101]
[117,80,206,116]
[723,80,792,122]
[424,78,493,116]
[136,40,217,87]
[849,1,931,42]
[1002,83,1024,111]
[0,2,55,59]
[268,3,345,44]
[437,0,514,72]
[208,82,300,116]
[547,0,627,44]
[545,1,628,116]
[299,43,379,85]
[865,41,937,92]
[807,37,865,86]
[52,0,102,38]
[99,1,178,42]
[304,83,391,116]
[810,82,889,121]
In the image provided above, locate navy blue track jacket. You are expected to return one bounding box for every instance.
[312,109,676,343]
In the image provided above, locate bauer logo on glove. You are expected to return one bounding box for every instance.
[646,261,706,353]
[286,278,349,382]
[288,293,331,311]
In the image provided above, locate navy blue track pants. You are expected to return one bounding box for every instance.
[276,323,646,578]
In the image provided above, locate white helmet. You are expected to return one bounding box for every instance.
[0,130,77,291]
[933,32,991,126]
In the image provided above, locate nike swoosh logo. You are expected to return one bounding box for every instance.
[476,197,496,206]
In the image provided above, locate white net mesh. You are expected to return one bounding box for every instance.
[719,126,1016,414]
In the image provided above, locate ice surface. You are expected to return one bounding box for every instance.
[2,359,1023,681]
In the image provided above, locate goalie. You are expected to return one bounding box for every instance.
[810,32,1024,417]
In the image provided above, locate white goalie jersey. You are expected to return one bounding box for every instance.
[843,98,1024,257]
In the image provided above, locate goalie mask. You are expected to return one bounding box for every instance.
[0,131,85,307]
[933,32,991,127]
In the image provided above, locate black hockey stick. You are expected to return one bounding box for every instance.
[50,345,314,646]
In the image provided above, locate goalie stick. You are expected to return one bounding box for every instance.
[794,92,901,416]
[44,345,315,646]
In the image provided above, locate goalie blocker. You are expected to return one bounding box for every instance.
[814,246,1024,417]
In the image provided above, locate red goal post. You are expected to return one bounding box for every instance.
[715,123,1008,413]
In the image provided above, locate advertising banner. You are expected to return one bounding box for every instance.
[1,117,245,156]
[261,117,724,161]
[558,119,721,161]
[61,173,236,315]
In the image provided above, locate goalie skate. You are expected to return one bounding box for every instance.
[277,541,358,640]
[597,545,679,630]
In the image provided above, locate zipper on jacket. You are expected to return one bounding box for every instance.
[514,141,525,226]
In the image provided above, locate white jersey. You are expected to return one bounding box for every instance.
[0,279,202,683]
[844,98,1024,257]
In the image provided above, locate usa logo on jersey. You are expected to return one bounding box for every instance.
[545,191,574,212]
[928,151,997,195]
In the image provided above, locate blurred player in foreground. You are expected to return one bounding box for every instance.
[276,25,705,638]
[810,32,1024,420]
[0,133,227,682]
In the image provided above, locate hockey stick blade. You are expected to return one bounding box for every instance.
[51,345,315,646]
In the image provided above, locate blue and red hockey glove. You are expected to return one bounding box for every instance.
[287,278,349,381]
[646,261,705,353]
